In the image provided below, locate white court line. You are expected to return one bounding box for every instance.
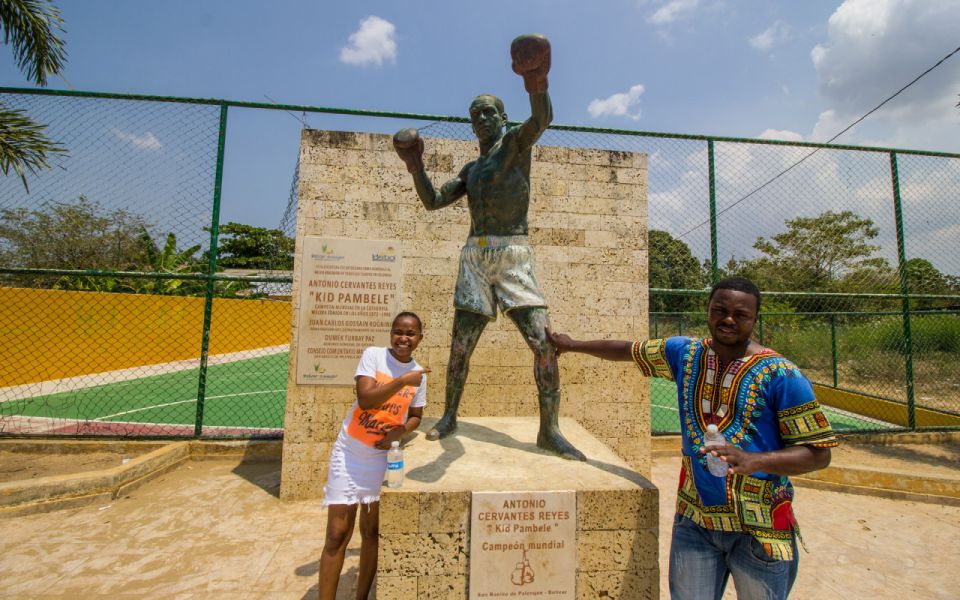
[0,345,288,402]
[0,414,283,435]
[92,389,286,421]
[650,382,680,413]
[653,402,679,413]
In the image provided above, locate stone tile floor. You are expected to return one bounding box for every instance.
[1,450,958,599]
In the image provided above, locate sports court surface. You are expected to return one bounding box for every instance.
[0,352,893,435]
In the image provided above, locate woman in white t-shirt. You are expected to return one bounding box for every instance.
[318,311,429,600]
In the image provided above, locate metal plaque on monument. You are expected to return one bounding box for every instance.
[470,490,577,598]
[295,236,402,385]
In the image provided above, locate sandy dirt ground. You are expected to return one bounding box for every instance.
[1,444,958,599]
[829,441,960,479]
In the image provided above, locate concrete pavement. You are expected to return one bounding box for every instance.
[0,443,958,599]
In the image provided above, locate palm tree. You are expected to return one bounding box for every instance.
[138,228,203,295]
[0,0,67,191]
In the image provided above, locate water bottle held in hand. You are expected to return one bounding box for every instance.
[704,424,728,477]
[386,440,404,488]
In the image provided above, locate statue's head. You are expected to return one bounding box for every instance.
[470,94,507,144]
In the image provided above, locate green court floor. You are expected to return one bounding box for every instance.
[2,353,289,430]
[2,353,891,434]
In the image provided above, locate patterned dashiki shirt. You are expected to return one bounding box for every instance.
[633,337,838,560]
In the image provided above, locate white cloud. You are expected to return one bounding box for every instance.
[647,121,958,275]
[587,84,646,120]
[909,223,960,275]
[749,20,791,51]
[647,0,700,25]
[810,109,844,144]
[808,0,960,151]
[705,140,959,273]
[649,150,672,170]
[111,128,162,151]
[757,129,804,142]
[648,146,710,243]
[339,16,397,67]
[648,140,958,274]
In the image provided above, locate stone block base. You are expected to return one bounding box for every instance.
[377,417,659,599]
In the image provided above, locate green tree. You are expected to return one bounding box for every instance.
[132,227,205,295]
[51,225,250,297]
[903,258,955,310]
[832,256,900,312]
[946,274,960,292]
[905,258,949,294]
[0,0,67,190]
[648,229,706,313]
[749,210,881,291]
[729,211,885,313]
[837,256,897,290]
[213,222,294,270]
[0,196,149,272]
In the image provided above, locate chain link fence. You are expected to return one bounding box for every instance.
[1,87,957,438]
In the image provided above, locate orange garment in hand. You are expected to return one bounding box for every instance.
[346,371,417,447]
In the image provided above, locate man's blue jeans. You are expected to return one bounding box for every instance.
[669,515,798,600]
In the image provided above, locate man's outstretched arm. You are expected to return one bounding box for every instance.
[511,34,553,150]
[546,328,633,361]
[393,128,467,210]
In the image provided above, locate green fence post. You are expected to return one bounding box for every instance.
[653,316,659,338]
[830,314,839,388]
[890,152,916,430]
[758,314,764,345]
[194,104,229,438]
[708,140,719,284]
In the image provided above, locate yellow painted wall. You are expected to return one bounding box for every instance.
[0,288,291,386]
[814,384,960,428]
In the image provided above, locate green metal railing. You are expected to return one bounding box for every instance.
[652,304,960,431]
[1,86,958,438]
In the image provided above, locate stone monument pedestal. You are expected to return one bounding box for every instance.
[376,417,659,599]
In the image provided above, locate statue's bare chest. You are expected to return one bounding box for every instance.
[465,150,528,207]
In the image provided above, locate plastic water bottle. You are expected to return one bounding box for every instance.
[704,424,728,477]
[387,441,404,488]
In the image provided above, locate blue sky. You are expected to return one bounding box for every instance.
[1,0,958,269]
[6,0,950,145]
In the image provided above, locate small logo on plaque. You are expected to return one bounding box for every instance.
[510,549,535,586]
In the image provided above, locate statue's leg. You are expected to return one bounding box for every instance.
[428,309,489,440]
[508,307,586,461]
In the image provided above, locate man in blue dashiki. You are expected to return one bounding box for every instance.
[547,276,837,600]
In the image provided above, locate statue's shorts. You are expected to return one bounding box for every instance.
[454,235,547,319]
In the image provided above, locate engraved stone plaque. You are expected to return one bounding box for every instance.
[470,490,576,599]
[295,237,402,385]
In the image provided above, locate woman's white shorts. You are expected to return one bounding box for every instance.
[321,436,387,507]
